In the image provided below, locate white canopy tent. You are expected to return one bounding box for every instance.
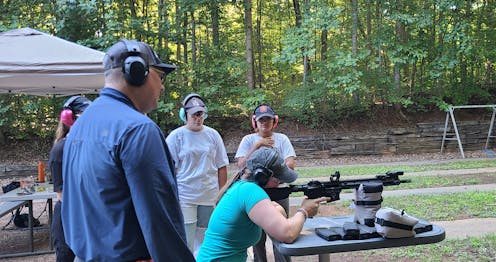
[0,27,105,96]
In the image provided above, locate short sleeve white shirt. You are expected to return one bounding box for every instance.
[166,125,229,205]
[235,132,296,161]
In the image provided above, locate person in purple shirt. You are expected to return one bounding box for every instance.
[61,39,194,261]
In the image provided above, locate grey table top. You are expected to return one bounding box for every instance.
[274,215,445,256]
[0,183,57,201]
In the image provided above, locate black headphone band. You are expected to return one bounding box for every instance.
[254,165,273,177]
[122,39,142,58]
[63,96,80,110]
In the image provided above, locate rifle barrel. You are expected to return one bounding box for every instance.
[264,171,410,201]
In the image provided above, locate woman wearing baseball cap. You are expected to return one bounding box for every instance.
[197,147,329,262]
[166,94,229,257]
[49,95,91,262]
[235,104,297,261]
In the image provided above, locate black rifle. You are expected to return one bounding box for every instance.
[264,171,410,202]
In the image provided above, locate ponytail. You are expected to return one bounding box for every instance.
[214,168,251,207]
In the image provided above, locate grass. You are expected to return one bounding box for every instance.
[295,158,496,179]
[296,158,496,261]
[328,233,496,262]
[393,173,496,189]
[384,191,496,221]
[327,190,496,220]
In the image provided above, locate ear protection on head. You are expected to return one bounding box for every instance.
[121,39,149,86]
[252,149,279,187]
[179,93,208,122]
[251,105,279,129]
[252,166,273,187]
[60,96,80,127]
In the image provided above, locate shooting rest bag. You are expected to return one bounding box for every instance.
[2,181,20,193]
[315,227,342,241]
[375,207,418,238]
[354,182,383,227]
[341,222,360,240]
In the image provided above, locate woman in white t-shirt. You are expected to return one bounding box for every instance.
[166,94,229,257]
[235,104,297,262]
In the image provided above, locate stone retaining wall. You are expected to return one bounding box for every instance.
[284,120,494,160]
[2,121,494,175]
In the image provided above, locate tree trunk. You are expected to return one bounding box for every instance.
[191,11,197,66]
[210,1,220,48]
[175,1,181,61]
[410,59,417,97]
[244,0,255,90]
[157,0,169,48]
[0,128,5,145]
[256,0,263,88]
[436,8,444,96]
[182,12,188,63]
[292,0,302,27]
[394,0,407,93]
[320,30,327,60]
[366,1,372,52]
[292,0,309,84]
[352,0,359,104]
[376,1,384,104]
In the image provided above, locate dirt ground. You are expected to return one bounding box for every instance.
[1,149,493,261]
[0,108,494,261]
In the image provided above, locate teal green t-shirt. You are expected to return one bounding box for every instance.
[197,180,269,262]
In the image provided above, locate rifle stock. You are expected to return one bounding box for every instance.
[264,171,410,202]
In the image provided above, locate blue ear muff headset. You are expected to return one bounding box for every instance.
[179,93,208,122]
[252,149,278,187]
[121,39,149,86]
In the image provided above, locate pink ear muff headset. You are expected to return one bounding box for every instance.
[60,96,81,127]
[251,104,279,129]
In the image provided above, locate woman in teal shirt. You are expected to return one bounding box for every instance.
[197,147,329,261]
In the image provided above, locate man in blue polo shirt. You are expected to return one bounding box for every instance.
[62,39,194,261]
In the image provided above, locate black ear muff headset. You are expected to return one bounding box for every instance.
[179,93,208,122]
[252,149,278,187]
[121,39,149,86]
[251,104,279,129]
[60,96,80,127]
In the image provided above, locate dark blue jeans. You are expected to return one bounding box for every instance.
[52,201,75,262]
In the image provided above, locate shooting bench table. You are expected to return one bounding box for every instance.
[0,183,57,258]
[273,215,445,262]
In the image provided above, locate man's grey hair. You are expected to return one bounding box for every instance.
[104,68,124,81]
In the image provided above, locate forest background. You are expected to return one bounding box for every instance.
[0,0,495,145]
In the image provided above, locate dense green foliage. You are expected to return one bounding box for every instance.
[0,0,495,139]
